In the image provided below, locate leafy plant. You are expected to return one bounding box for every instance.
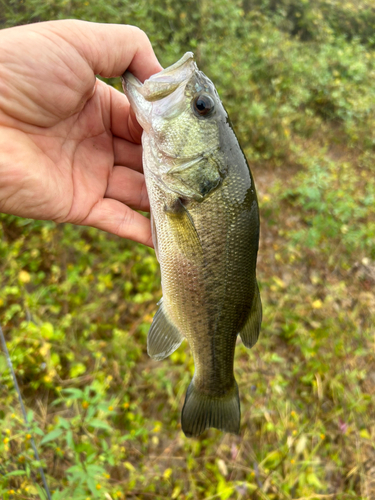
[1,0,375,498]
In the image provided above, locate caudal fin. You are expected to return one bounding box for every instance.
[181,381,240,437]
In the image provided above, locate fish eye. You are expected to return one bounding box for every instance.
[192,93,215,117]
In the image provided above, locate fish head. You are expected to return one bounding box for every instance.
[122,53,227,183]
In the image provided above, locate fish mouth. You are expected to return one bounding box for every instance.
[123,52,196,102]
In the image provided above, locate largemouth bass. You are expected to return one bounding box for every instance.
[122,53,262,437]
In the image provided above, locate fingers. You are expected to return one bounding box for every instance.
[82,198,153,247]
[60,20,163,81]
[113,137,143,171]
[105,166,149,211]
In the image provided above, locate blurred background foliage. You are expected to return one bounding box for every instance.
[0,0,375,499]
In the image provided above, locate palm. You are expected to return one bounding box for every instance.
[10,85,111,221]
[16,81,133,223]
[0,20,162,245]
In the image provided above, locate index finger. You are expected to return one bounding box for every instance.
[49,20,163,82]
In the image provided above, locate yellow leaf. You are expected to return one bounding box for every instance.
[263,450,282,466]
[153,421,162,433]
[40,343,51,357]
[272,276,286,289]
[25,485,38,495]
[163,468,172,480]
[19,270,31,283]
[360,429,371,439]
[217,459,228,476]
[295,434,307,455]
[124,461,136,472]
[171,486,181,499]
[312,299,323,309]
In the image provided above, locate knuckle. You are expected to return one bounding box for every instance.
[128,25,152,49]
[116,207,133,237]
[139,179,149,209]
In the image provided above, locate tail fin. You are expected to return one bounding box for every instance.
[181,380,240,437]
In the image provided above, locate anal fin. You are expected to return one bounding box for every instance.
[239,282,262,349]
[148,299,184,360]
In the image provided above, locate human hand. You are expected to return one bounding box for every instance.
[0,20,162,246]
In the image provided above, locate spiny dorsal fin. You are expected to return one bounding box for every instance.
[239,282,262,349]
[147,299,184,361]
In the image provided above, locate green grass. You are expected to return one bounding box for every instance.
[1,142,374,500]
[1,0,375,498]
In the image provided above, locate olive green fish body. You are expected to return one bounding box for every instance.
[122,53,261,437]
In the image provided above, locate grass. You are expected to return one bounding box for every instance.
[1,133,374,499]
[1,0,375,498]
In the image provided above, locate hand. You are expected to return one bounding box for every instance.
[0,20,162,246]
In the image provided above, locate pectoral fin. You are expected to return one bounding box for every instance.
[164,198,203,262]
[239,282,262,349]
[148,299,184,360]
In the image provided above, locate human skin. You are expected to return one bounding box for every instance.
[0,20,162,245]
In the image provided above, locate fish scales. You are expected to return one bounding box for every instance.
[122,52,262,437]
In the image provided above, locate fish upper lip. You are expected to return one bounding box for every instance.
[123,52,197,102]
[148,52,195,80]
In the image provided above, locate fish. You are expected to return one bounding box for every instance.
[122,53,262,437]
